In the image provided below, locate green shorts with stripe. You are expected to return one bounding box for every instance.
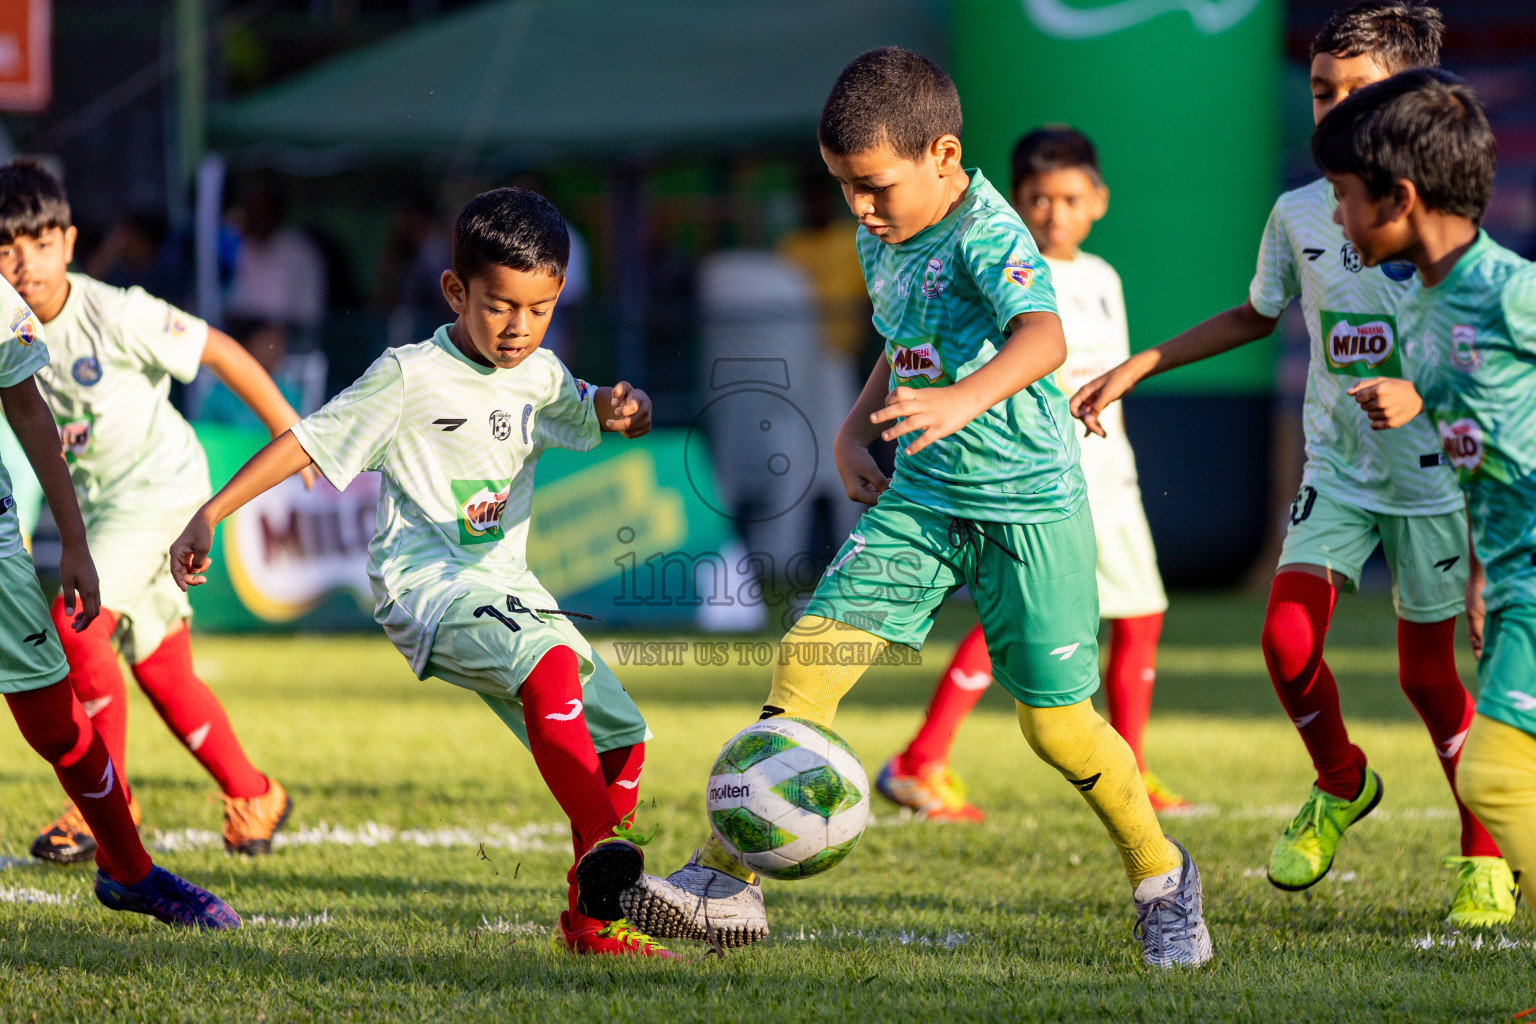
[804,491,1100,708]
[1278,485,1467,623]
[0,550,68,694]
[1477,603,1536,736]
[424,584,650,754]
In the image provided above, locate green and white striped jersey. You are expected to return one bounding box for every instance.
[31,274,211,522]
[1399,232,1536,614]
[1249,178,1461,516]
[290,327,600,674]
[0,276,46,558]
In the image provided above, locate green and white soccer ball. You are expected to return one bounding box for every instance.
[706,717,869,880]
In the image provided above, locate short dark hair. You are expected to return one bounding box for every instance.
[451,187,569,283]
[818,47,962,162]
[1310,1,1442,74]
[1010,126,1102,192]
[1312,68,1494,220]
[0,158,71,244]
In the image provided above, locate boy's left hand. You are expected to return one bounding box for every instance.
[871,384,981,456]
[1346,377,1423,430]
[601,381,652,438]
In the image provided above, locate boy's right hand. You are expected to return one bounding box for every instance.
[1070,361,1143,438]
[834,434,889,506]
[170,511,217,592]
[57,543,100,632]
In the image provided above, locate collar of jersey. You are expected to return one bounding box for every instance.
[433,324,500,376]
[1421,230,1493,294]
[890,168,987,251]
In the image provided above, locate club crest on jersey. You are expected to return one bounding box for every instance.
[574,379,591,402]
[1381,260,1416,282]
[489,409,512,441]
[1449,324,1480,373]
[520,403,533,444]
[920,258,945,297]
[9,306,36,344]
[890,340,944,382]
[71,357,102,387]
[452,479,512,545]
[1340,242,1362,273]
[1321,311,1400,377]
[1003,254,1035,289]
[1438,418,1484,473]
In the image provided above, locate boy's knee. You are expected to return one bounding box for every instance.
[1260,608,1321,682]
[1015,699,1101,769]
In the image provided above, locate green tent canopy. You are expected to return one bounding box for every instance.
[210,0,945,158]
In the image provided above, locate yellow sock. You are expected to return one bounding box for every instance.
[761,615,888,727]
[1459,712,1536,906]
[699,616,889,883]
[1017,698,1180,884]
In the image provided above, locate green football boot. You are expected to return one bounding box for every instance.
[1443,856,1519,928]
[1267,769,1383,891]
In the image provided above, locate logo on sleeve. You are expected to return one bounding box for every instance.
[520,403,533,444]
[574,379,591,402]
[1437,418,1484,473]
[9,306,36,344]
[1321,311,1400,377]
[1003,254,1035,289]
[920,258,946,297]
[71,357,102,387]
[452,479,512,544]
[162,309,189,336]
[1449,324,1480,373]
[889,340,945,383]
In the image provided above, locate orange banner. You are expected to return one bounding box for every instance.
[0,0,49,112]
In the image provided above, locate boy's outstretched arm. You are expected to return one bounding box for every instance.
[200,328,316,487]
[873,311,1066,456]
[835,353,895,505]
[595,381,652,437]
[0,376,98,630]
[171,431,314,591]
[1070,300,1278,437]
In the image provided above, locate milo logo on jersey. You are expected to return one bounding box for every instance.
[1321,311,1401,378]
[452,478,512,545]
[1436,417,1487,477]
[888,336,949,387]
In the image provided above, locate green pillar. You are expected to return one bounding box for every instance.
[952,0,1282,393]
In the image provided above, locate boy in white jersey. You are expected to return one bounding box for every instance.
[0,160,297,863]
[171,187,674,958]
[878,126,1184,821]
[1071,2,1514,927]
[0,275,238,929]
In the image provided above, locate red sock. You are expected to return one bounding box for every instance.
[1105,613,1163,771]
[50,597,130,781]
[898,624,992,774]
[567,743,647,927]
[521,647,621,858]
[5,680,152,885]
[131,628,268,800]
[1397,618,1502,858]
[1261,571,1366,799]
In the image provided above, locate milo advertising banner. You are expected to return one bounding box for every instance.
[951,0,1281,393]
[191,425,731,632]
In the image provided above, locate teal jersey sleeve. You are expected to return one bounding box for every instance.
[290,352,404,491]
[1499,263,1536,357]
[960,215,1057,334]
[533,359,601,454]
[0,288,46,389]
[1248,200,1299,319]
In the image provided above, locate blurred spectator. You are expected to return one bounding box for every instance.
[379,189,454,348]
[777,170,871,365]
[191,317,326,427]
[226,178,327,348]
[85,211,185,303]
[509,173,588,365]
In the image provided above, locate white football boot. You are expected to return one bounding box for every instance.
[620,850,769,948]
[1134,838,1213,968]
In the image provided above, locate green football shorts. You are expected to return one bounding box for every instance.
[0,550,68,694]
[805,491,1100,708]
[425,583,649,754]
[1278,485,1467,622]
[1477,603,1536,737]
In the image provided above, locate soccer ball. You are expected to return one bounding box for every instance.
[705,717,869,880]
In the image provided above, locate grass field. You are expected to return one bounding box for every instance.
[0,592,1532,1023]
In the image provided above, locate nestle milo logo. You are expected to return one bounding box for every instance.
[1437,417,1484,473]
[889,337,945,384]
[1321,311,1401,377]
[709,783,750,801]
[451,478,512,545]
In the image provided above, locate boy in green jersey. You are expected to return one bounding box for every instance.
[623,47,1212,968]
[170,188,674,957]
[1319,68,1536,910]
[1071,2,1514,927]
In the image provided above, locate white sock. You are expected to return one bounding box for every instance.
[1133,864,1183,903]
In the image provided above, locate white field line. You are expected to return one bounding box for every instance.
[778,925,968,949]
[149,821,568,854]
[245,910,333,929]
[1414,932,1536,952]
[0,885,75,905]
[476,915,544,936]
